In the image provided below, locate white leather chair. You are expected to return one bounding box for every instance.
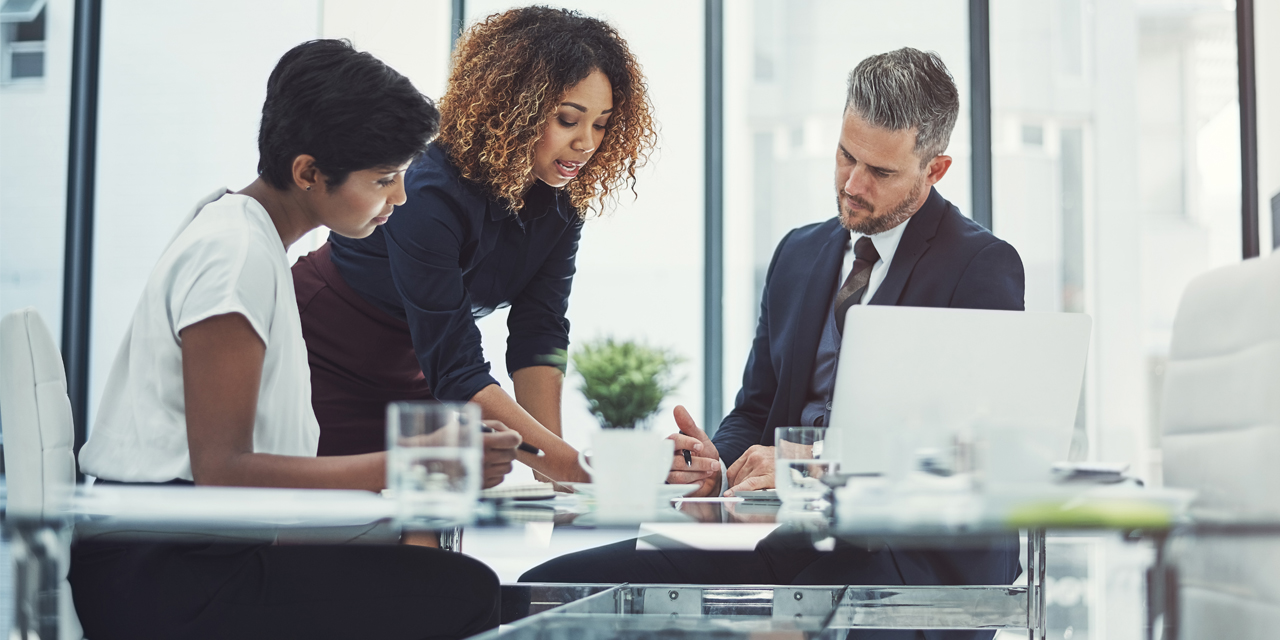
[1160,251,1280,639]
[1,307,85,640]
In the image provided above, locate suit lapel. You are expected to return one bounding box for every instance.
[869,187,946,306]
[782,222,848,418]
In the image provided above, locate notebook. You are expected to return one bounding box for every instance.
[480,482,558,501]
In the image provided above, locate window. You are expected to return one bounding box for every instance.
[991,0,1242,477]
[1,0,46,83]
[723,0,972,416]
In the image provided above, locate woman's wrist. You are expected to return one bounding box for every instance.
[471,383,587,482]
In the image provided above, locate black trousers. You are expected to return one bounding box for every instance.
[69,540,500,640]
[520,528,1018,640]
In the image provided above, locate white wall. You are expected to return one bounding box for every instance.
[322,0,451,101]
[87,1,321,424]
[286,0,454,262]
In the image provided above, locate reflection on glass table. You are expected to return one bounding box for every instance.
[2,478,1200,640]
[490,581,1042,640]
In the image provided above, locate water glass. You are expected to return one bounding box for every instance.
[774,426,836,507]
[387,401,482,528]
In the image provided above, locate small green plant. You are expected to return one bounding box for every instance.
[571,338,684,430]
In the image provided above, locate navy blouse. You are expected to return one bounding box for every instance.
[328,143,582,402]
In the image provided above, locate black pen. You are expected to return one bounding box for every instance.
[480,425,542,456]
[681,449,693,468]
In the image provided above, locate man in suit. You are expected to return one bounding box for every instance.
[523,48,1022,640]
[670,47,1023,499]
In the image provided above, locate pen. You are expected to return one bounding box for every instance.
[480,426,542,456]
[681,449,692,468]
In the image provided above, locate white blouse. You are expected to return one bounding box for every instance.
[79,189,320,482]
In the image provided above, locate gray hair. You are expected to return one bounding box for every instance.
[845,47,959,164]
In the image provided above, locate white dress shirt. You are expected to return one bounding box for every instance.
[840,218,909,305]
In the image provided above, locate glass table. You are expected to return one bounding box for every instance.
[2,482,1196,640]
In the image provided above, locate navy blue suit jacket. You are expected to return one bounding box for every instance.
[714,187,1025,464]
[713,188,1026,603]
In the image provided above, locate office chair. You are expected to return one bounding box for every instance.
[0,308,85,640]
[1161,251,1280,639]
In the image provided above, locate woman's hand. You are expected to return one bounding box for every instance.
[480,420,522,489]
[472,382,591,483]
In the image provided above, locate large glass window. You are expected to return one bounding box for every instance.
[14,0,1256,486]
[991,0,1241,479]
[722,0,972,419]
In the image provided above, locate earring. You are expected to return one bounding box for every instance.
[306,186,312,191]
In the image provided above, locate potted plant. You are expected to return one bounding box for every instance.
[571,337,684,430]
[568,337,684,520]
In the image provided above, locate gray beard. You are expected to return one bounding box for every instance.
[838,177,925,235]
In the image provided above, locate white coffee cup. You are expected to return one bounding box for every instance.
[577,430,674,523]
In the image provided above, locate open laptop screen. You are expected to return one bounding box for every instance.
[824,306,1091,480]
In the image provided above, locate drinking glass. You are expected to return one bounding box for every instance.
[774,426,836,507]
[386,401,482,528]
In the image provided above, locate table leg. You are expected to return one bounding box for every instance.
[1146,531,1177,640]
[1027,529,1046,640]
[438,527,463,552]
[8,521,65,640]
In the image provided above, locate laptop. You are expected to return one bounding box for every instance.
[823,305,1091,480]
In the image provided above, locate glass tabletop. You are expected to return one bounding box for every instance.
[2,481,1215,640]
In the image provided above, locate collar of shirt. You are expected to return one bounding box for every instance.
[486,179,573,224]
[419,144,573,225]
[839,215,910,303]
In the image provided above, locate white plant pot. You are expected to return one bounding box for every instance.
[579,429,674,523]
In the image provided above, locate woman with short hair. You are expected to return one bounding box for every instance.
[72,39,515,640]
[294,6,658,482]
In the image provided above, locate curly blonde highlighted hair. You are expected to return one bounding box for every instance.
[438,6,657,215]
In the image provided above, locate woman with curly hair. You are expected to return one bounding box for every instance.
[293,6,657,482]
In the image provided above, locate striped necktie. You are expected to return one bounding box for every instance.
[834,236,880,334]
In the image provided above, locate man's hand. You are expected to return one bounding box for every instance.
[480,420,521,489]
[724,444,775,496]
[665,405,721,497]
